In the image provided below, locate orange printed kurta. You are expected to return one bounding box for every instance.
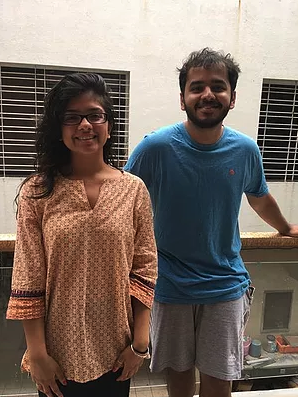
[6,172,157,382]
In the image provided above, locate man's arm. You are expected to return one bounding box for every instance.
[246,193,298,237]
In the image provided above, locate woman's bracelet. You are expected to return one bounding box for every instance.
[130,344,150,359]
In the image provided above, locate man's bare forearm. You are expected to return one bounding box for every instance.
[246,193,291,234]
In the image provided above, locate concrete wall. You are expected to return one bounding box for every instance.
[0,178,22,233]
[1,0,298,233]
[239,182,298,232]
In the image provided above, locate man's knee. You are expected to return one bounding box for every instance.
[166,367,196,397]
[199,372,232,397]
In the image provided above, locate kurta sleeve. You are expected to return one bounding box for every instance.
[6,178,46,320]
[130,180,157,309]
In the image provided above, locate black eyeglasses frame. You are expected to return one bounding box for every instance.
[62,112,108,126]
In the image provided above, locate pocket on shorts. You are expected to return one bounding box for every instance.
[246,286,255,305]
[243,287,254,329]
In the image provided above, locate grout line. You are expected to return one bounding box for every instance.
[131,383,167,389]
[0,395,37,397]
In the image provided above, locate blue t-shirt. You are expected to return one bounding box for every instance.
[124,123,269,304]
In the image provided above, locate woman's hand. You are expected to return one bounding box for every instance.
[112,345,144,381]
[30,353,67,397]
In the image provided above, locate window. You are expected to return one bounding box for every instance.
[257,79,298,181]
[0,65,129,177]
[262,290,293,331]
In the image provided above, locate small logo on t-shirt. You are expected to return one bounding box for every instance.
[229,169,235,175]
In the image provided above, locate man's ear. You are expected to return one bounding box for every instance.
[180,93,185,111]
[230,91,236,109]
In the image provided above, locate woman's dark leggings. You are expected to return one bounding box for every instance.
[38,369,130,397]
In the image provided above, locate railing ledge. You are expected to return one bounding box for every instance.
[1,233,298,252]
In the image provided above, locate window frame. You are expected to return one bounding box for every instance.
[257,78,298,182]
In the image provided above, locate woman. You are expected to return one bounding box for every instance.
[6,73,157,397]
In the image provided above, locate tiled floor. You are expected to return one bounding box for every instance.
[131,360,168,396]
[1,360,297,397]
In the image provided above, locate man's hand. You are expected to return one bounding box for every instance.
[279,224,298,237]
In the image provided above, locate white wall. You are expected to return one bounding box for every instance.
[240,182,298,232]
[1,0,298,233]
[0,178,23,233]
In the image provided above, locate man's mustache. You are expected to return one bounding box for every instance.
[196,101,222,109]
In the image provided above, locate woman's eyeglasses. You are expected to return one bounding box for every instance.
[62,113,108,125]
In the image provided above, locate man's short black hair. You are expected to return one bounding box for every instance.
[178,48,241,94]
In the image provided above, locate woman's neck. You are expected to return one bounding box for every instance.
[69,154,109,179]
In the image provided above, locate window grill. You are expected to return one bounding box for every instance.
[0,65,129,177]
[257,79,298,182]
[262,290,293,332]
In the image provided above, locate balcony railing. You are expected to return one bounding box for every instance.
[1,233,298,396]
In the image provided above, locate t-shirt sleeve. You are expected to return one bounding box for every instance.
[6,180,46,320]
[244,144,269,197]
[124,135,155,189]
[129,180,157,309]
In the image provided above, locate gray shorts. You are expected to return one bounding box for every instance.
[150,292,251,381]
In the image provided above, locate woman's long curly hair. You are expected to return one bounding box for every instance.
[18,73,117,200]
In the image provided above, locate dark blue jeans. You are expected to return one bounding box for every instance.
[38,369,130,397]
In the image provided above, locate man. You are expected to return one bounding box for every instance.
[124,48,298,397]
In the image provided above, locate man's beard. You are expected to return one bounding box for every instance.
[184,100,231,129]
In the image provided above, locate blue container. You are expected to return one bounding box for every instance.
[249,339,262,357]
